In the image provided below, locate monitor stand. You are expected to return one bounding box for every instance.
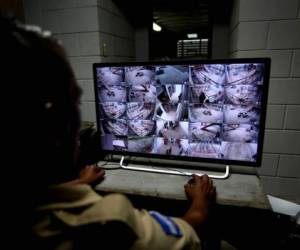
[119,156,230,179]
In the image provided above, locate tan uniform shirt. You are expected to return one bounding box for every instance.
[33,184,200,249]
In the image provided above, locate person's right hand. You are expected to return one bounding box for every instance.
[182,175,216,230]
[184,174,216,202]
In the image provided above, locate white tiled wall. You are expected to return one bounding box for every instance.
[268,20,300,49]
[77,80,95,101]
[257,154,279,176]
[278,155,300,178]
[80,102,97,122]
[232,22,269,50]
[23,0,42,26]
[56,33,81,56]
[41,10,61,33]
[285,106,300,129]
[231,50,293,77]
[268,79,300,104]
[23,0,135,123]
[59,7,99,33]
[135,28,149,61]
[239,0,299,21]
[291,50,300,77]
[260,176,300,201]
[230,0,300,201]
[78,32,101,55]
[263,130,300,155]
[69,56,101,79]
[265,105,285,129]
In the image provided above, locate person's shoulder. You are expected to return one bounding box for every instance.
[93,193,133,213]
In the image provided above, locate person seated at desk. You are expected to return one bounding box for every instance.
[1,15,215,250]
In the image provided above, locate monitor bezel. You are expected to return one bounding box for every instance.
[93,58,270,167]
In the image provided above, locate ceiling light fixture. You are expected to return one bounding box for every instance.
[187,33,198,39]
[153,22,162,32]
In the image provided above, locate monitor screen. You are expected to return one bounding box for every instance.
[93,59,270,167]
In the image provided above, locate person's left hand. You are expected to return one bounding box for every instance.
[77,164,105,185]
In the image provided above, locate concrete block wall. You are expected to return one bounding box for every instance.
[229,0,300,202]
[212,24,229,59]
[23,0,135,123]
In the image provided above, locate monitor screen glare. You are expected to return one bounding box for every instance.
[94,61,269,166]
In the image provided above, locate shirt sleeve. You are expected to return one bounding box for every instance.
[92,194,200,250]
[130,209,201,250]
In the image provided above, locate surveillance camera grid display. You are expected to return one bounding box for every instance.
[96,63,265,163]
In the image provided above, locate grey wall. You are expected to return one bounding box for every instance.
[135,27,149,61]
[23,0,135,123]
[212,24,229,59]
[229,0,300,202]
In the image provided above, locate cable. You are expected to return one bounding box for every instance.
[97,161,121,170]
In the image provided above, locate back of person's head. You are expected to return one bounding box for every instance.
[2,16,82,186]
[1,15,82,244]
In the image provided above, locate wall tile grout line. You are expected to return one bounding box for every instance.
[265,22,271,50]
[275,155,281,176]
[239,18,300,23]
[282,105,287,129]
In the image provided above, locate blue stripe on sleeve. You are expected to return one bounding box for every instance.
[149,211,183,238]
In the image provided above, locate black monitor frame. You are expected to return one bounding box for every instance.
[93,58,270,167]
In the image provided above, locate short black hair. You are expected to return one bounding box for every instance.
[1,17,82,188]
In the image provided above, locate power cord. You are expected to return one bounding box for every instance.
[97,161,121,170]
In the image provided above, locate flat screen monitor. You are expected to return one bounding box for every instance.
[93,58,270,167]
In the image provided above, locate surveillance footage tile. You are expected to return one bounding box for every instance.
[128,120,156,137]
[127,102,155,120]
[100,102,126,119]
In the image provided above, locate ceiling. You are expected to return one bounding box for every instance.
[153,6,209,34]
[113,0,232,35]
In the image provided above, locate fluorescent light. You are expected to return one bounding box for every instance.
[187,33,198,39]
[183,39,200,43]
[153,22,161,32]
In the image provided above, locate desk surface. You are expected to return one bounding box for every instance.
[95,161,270,210]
